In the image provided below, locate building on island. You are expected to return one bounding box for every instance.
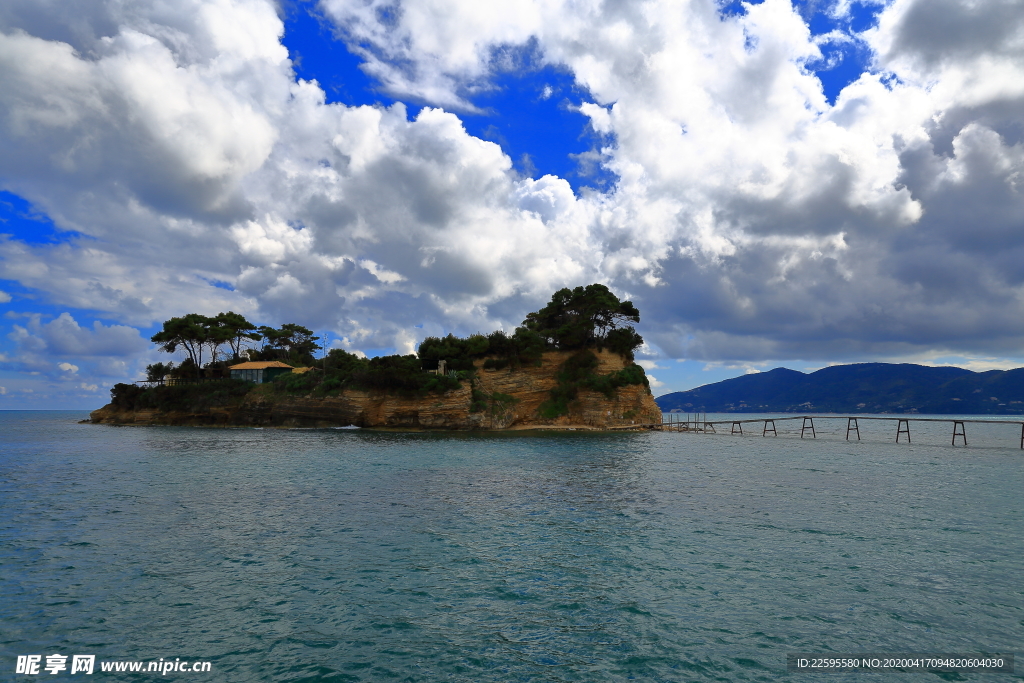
[421,359,447,375]
[229,361,297,384]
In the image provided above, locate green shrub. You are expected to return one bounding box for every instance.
[110,383,145,409]
[470,389,489,413]
[581,363,649,398]
[491,392,517,408]
[265,353,464,398]
[422,374,461,395]
[275,370,320,394]
[317,377,343,394]
[559,350,600,383]
[471,389,520,415]
[538,391,574,419]
[537,350,649,418]
[109,380,252,412]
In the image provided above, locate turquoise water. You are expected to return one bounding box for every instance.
[2,411,1022,681]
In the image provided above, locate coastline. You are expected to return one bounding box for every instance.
[88,350,661,431]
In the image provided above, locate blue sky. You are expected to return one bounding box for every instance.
[2,0,1024,408]
[280,0,876,182]
[281,2,608,186]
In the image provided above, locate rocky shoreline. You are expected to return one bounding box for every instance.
[89,350,661,430]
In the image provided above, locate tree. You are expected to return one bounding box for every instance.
[145,361,174,381]
[257,323,320,362]
[151,314,214,376]
[257,325,287,357]
[211,311,260,360]
[278,323,320,358]
[522,283,643,356]
[417,333,489,371]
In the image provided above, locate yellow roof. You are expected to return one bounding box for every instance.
[291,367,314,374]
[229,361,294,370]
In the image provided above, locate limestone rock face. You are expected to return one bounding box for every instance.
[470,349,659,429]
[88,350,662,429]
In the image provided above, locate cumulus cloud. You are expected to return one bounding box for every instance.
[278,0,1024,360]
[32,313,148,356]
[0,0,1022,405]
[3,312,148,386]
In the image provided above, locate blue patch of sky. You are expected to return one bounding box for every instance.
[0,191,83,245]
[282,1,397,108]
[718,0,884,106]
[717,0,764,19]
[0,282,151,335]
[201,278,236,292]
[280,1,612,191]
[358,347,397,359]
[645,360,758,397]
[797,0,885,105]
[653,358,845,397]
[0,285,160,390]
[0,194,123,351]
[0,279,45,321]
[460,62,613,190]
[811,37,874,105]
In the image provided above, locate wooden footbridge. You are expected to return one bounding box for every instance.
[619,413,1024,448]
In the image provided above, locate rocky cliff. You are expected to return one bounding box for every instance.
[89,350,661,429]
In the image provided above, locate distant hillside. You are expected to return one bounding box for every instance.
[656,363,1024,415]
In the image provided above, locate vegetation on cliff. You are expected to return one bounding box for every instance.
[108,284,650,419]
[109,380,254,413]
[275,351,463,398]
[522,284,643,359]
[539,349,649,419]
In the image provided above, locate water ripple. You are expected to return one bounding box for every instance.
[2,413,1022,681]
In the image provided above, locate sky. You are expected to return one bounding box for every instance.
[1,0,1023,409]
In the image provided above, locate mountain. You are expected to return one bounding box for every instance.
[656,363,1024,414]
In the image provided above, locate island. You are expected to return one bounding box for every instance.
[89,285,661,430]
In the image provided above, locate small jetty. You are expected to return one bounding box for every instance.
[615,413,1024,448]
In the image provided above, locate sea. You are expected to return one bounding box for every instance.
[2,411,1021,682]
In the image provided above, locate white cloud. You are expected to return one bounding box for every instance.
[35,313,148,356]
[0,0,1020,411]
[0,290,10,303]
[2,312,148,389]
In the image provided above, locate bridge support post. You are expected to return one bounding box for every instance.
[846,417,860,441]
[800,417,816,438]
[731,421,743,435]
[763,419,777,437]
[952,421,967,446]
[896,419,911,443]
